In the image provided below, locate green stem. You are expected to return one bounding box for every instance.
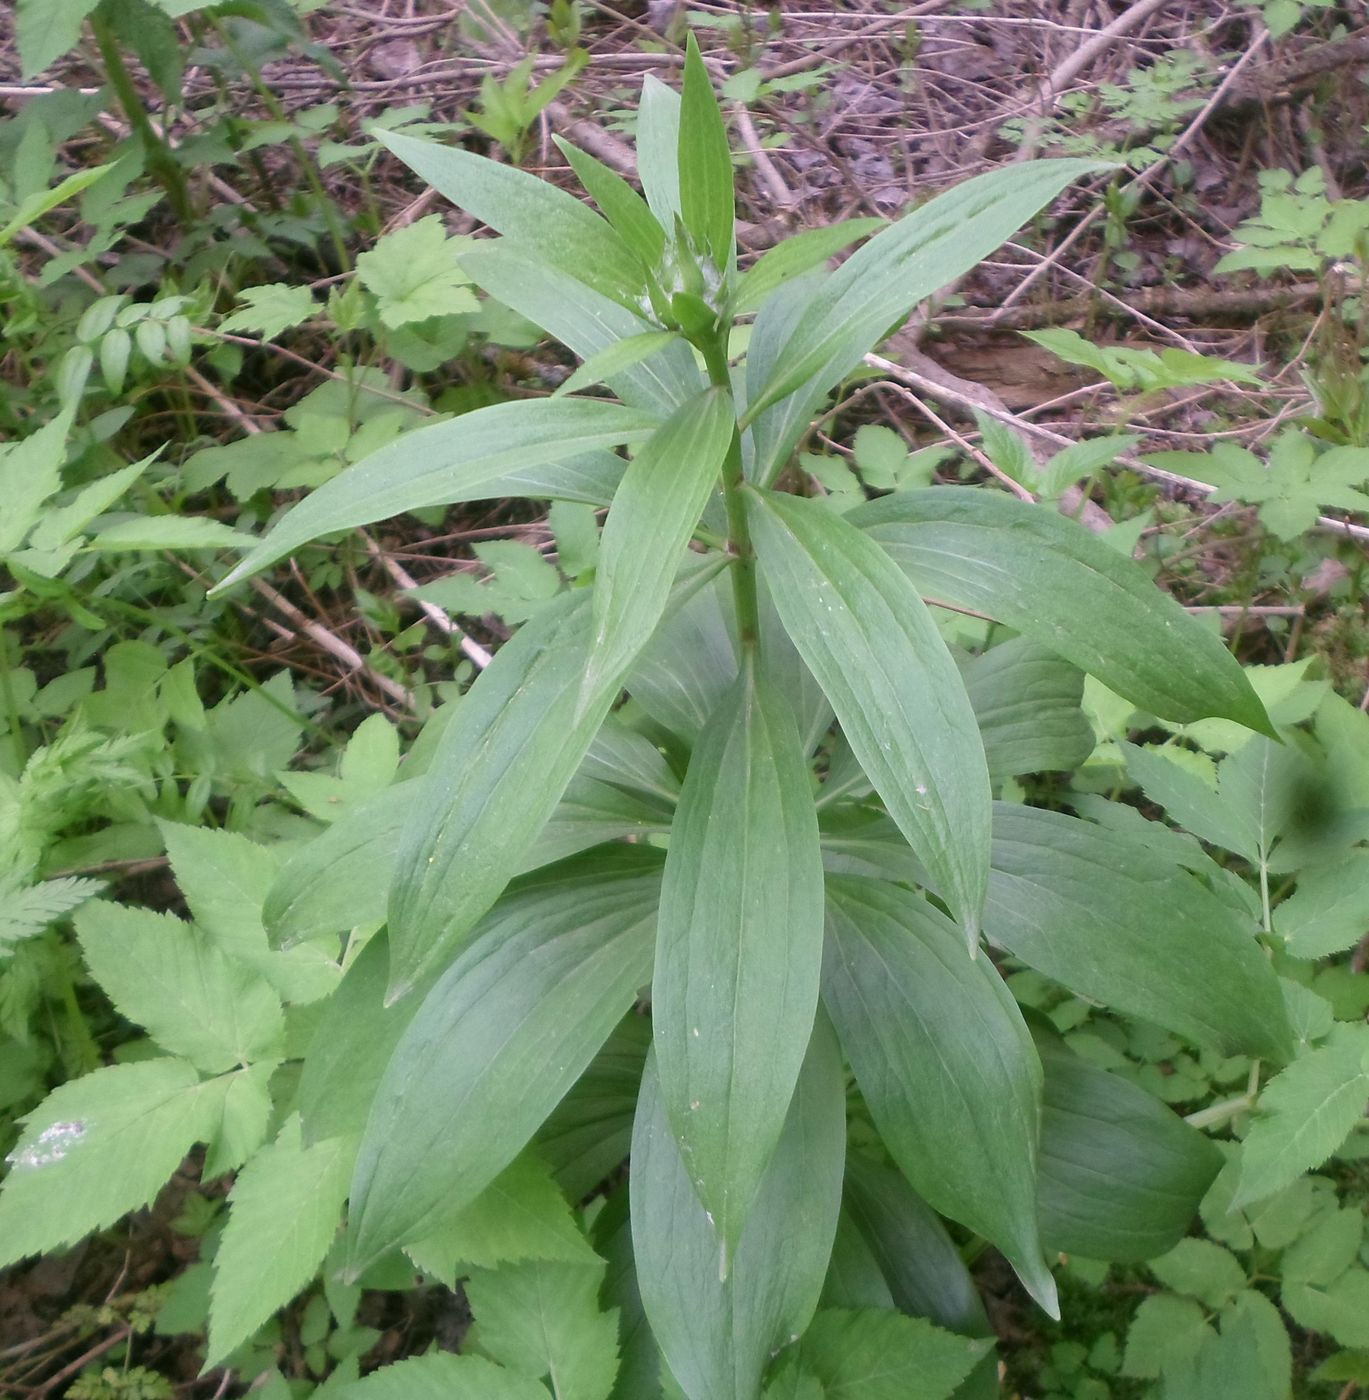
[0,629,28,769]
[89,11,193,225]
[700,335,761,652]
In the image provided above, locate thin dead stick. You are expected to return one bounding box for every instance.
[364,537,493,669]
[1187,605,1305,617]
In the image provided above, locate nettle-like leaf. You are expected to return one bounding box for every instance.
[337,1353,550,1400]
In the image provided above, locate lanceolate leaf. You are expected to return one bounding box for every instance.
[986,805,1292,1061]
[555,137,666,272]
[631,1018,846,1400]
[590,387,735,695]
[206,1117,353,1366]
[1032,1024,1222,1262]
[731,220,884,317]
[747,488,991,942]
[851,487,1273,734]
[822,877,1056,1316]
[743,159,1100,424]
[653,664,825,1259]
[678,35,735,270]
[215,399,658,591]
[0,1059,222,1267]
[636,76,683,230]
[347,851,663,1272]
[375,128,644,308]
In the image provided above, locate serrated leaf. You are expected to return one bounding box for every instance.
[0,1059,220,1266]
[406,1152,599,1279]
[202,1062,275,1177]
[678,34,734,269]
[1234,1024,1369,1207]
[631,1019,845,1400]
[985,805,1292,1061]
[220,283,320,340]
[206,1116,353,1366]
[852,487,1272,734]
[74,902,283,1074]
[89,515,256,551]
[337,1353,550,1400]
[214,398,659,591]
[797,1308,990,1400]
[1282,1207,1364,1286]
[1155,1300,1285,1400]
[590,386,734,694]
[466,1257,620,1400]
[1278,851,1369,959]
[0,876,102,949]
[822,877,1054,1315]
[1148,1239,1247,1309]
[1283,1268,1369,1348]
[17,0,97,77]
[654,664,824,1259]
[0,411,71,554]
[348,851,662,1271]
[1121,1293,1211,1379]
[747,488,990,941]
[743,159,1099,425]
[1121,742,1254,856]
[355,215,479,328]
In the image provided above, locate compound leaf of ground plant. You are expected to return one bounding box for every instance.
[793,1308,990,1400]
[1234,1023,1369,1208]
[1149,433,1369,542]
[986,806,1292,1061]
[348,850,662,1272]
[406,1152,599,1280]
[1120,742,1255,858]
[633,1020,845,1400]
[1277,851,1369,959]
[73,902,283,1075]
[206,1116,353,1366]
[465,1257,620,1400]
[219,283,319,341]
[0,1059,221,1266]
[338,1352,551,1400]
[730,220,885,317]
[90,515,256,553]
[654,664,824,1262]
[678,35,734,271]
[374,128,643,310]
[354,215,479,328]
[462,243,706,415]
[0,876,101,950]
[213,398,659,591]
[1154,1302,1287,1400]
[748,488,991,942]
[384,589,646,998]
[555,137,666,272]
[1033,1025,1222,1262]
[852,487,1273,734]
[202,1062,275,1178]
[0,409,71,554]
[743,158,1100,425]
[590,386,734,698]
[16,0,95,78]
[1283,1269,1369,1349]
[822,877,1056,1316]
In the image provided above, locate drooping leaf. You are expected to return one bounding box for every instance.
[0,1059,221,1266]
[678,34,735,270]
[822,877,1055,1314]
[653,664,825,1258]
[466,1257,620,1400]
[73,902,284,1074]
[852,487,1272,734]
[1032,1023,1222,1262]
[748,488,991,941]
[213,399,658,591]
[206,1117,354,1366]
[631,1019,846,1400]
[347,850,662,1271]
[1234,1023,1369,1207]
[985,805,1292,1061]
[337,1353,550,1400]
[590,386,735,694]
[743,159,1100,423]
[374,128,644,308]
[795,1308,991,1400]
[89,516,256,551]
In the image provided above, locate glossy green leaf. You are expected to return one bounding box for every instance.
[852,487,1273,734]
[986,805,1292,1061]
[590,387,735,694]
[822,876,1055,1315]
[555,136,666,271]
[748,488,991,940]
[631,1017,845,1400]
[654,664,825,1259]
[215,399,657,591]
[678,34,735,269]
[731,220,884,316]
[347,850,662,1272]
[743,159,1100,424]
[1033,1024,1222,1262]
[375,128,643,307]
